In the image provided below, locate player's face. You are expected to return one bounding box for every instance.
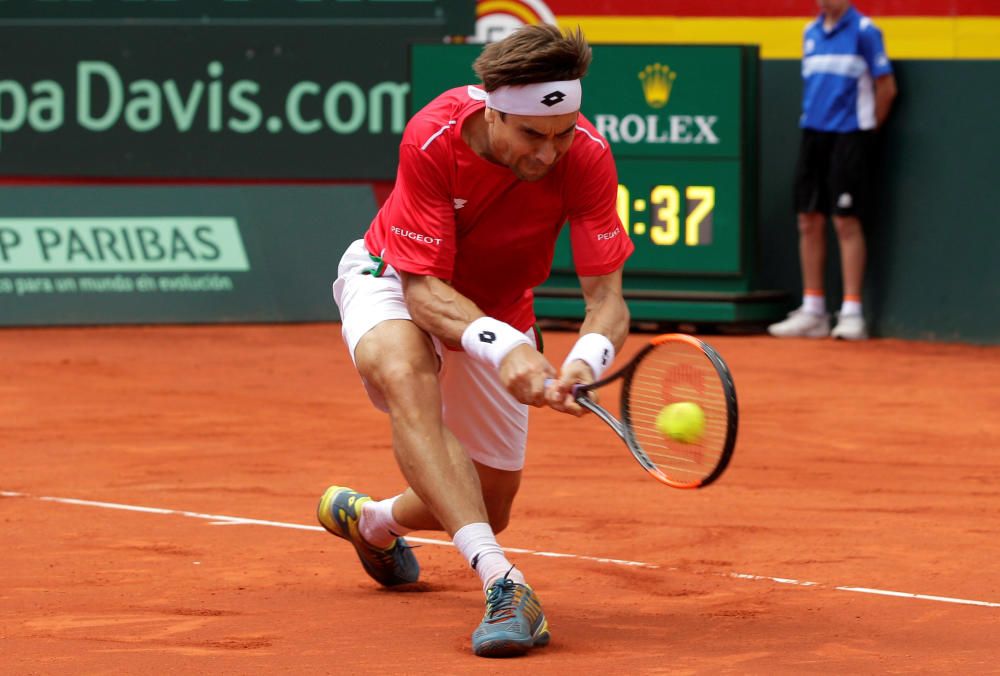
[485,108,579,182]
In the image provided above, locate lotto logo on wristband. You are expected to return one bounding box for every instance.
[602,348,609,366]
[462,317,531,369]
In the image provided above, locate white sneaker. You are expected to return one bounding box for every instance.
[831,314,868,340]
[767,307,830,338]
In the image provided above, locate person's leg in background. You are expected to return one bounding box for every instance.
[830,214,867,339]
[829,131,873,340]
[769,130,833,338]
[799,210,830,317]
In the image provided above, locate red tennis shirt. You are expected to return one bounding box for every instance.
[364,86,634,332]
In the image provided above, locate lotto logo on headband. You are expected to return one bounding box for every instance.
[541,90,566,107]
[479,79,582,116]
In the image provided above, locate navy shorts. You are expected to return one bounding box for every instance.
[793,129,875,219]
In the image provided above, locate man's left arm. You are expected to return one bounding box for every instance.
[859,21,896,129]
[578,267,629,354]
[547,267,629,415]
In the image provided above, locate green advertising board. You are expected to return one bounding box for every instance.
[0,25,428,179]
[0,186,376,325]
[411,44,785,324]
[0,0,473,32]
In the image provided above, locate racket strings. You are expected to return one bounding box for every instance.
[626,344,729,484]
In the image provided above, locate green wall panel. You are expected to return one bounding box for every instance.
[758,60,1000,344]
[0,186,376,325]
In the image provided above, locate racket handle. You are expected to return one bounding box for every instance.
[543,378,583,397]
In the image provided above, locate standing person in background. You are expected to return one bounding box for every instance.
[769,0,896,340]
[318,24,632,657]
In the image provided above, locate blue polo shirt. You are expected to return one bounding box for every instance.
[800,6,893,132]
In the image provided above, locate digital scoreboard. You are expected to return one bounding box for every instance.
[584,47,744,267]
[412,43,783,324]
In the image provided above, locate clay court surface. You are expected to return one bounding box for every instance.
[2,324,998,673]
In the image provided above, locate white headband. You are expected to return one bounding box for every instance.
[473,80,582,116]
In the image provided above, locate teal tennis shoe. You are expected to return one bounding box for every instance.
[472,574,550,657]
[317,485,419,587]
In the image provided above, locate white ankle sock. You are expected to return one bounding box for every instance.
[453,522,525,589]
[360,495,411,549]
[840,299,863,317]
[802,293,826,315]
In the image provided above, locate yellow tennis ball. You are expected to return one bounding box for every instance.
[656,402,705,443]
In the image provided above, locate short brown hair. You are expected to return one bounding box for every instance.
[472,24,592,92]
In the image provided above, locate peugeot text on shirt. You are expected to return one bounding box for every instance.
[391,226,443,246]
[597,226,622,241]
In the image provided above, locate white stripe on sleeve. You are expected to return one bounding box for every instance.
[802,54,868,79]
[420,121,456,151]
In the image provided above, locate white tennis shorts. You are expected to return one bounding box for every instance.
[332,239,532,471]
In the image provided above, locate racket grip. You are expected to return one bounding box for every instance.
[543,378,583,397]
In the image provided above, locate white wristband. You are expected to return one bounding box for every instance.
[562,333,615,380]
[461,317,532,369]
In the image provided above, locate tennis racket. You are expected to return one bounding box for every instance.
[559,333,738,489]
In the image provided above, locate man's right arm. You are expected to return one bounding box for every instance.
[400,273,482,347]
[400,272,555,406]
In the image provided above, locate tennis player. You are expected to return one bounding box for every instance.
[319,24,633,658]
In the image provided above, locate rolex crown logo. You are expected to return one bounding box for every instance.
[638,63,677,109]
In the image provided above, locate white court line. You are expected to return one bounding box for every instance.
[3,490,999,609]
[728,573,1000,608]
[0,491,654,568]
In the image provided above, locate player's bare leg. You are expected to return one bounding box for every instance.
[350,318,547,656]
[353,319,490,534]
[353,319,527,581]
[391,462,521,534]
